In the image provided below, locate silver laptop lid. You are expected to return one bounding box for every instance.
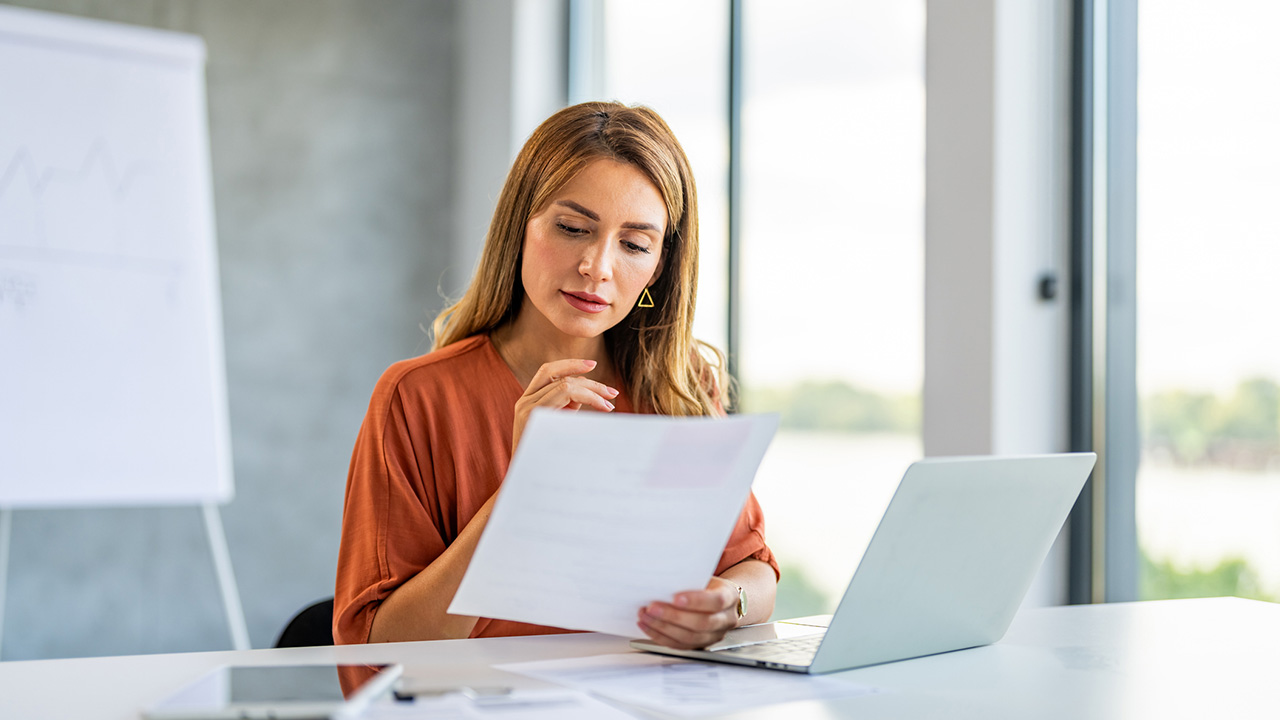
[809,453,1096,674]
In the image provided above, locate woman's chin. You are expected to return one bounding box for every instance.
[549,313,617,340]
[521,297,622,340]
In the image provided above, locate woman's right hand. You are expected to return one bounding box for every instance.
[512,358,619,452]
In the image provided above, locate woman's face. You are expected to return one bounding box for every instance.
[520,158,667,340]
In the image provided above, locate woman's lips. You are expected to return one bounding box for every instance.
[562,290,608,313]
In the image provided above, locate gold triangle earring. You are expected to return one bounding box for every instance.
[637,287,655,308]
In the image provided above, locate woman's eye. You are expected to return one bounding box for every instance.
[624,241,651,255]
[556,222,587,236]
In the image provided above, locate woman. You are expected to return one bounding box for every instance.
[333,102,778,651]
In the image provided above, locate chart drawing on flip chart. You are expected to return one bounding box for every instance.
[0,6,232,507]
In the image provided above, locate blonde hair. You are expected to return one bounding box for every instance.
[432,101,725,417]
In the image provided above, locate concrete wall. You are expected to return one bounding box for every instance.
[0,0,458,658]
[452,0,567,296]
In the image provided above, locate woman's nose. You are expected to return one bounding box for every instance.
[579,240,612,281]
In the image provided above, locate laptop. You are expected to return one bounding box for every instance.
[631,453,1097,674]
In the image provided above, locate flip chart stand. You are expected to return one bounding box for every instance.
[203,502,251,652]
[0,504,250,659]
[0,508,11,657]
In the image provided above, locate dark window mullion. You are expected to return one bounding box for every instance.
[1068,0,1097,605]
[726,0,743,412]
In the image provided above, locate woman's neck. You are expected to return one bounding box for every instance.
[490,309,616,390]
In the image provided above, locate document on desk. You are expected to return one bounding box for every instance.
[498,653,880,718]
[448,409,779,637]
[364,688,636,719]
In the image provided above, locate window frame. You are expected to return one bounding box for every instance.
[1068,0,1140,604]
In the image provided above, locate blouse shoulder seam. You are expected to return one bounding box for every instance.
[381,336,491,392]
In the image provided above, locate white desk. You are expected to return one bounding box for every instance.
[1,597,1276,719]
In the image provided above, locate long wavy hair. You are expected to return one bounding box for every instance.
[431,101,726,417]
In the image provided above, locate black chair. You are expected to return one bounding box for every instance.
[274,597,335,648]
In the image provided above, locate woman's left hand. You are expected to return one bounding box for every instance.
[637,577,739,649]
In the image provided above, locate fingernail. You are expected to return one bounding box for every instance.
[676,595,688,607]
[606,386,619,397]
[604,401,615,411]
[584,359,597,368]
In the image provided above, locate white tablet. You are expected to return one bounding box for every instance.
[143,663,403,720]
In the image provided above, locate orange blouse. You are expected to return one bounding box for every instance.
[333,334,778,644]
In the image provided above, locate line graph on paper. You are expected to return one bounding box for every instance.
[0,6,232,508]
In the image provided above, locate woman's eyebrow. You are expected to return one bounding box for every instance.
[555,200,599,220]
[555,200,662,233]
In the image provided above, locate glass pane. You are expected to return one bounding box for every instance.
[598,0,729,351]
[1136,0,1280,602]
[740,0,925,619]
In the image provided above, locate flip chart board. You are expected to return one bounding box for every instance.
[0,6,232,506]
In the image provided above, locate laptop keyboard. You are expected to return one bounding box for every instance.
[716,633,824,666]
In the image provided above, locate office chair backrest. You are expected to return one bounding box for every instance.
[274,598,335,648]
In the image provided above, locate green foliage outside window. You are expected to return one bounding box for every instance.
[1143,377,1280,469]
[1141,551,1277,604]
[743,381,919,435]
[745,377,1279,466]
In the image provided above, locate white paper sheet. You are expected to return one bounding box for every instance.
[498,653,880,717]
[365,688,637,719]
[448,410,778,637]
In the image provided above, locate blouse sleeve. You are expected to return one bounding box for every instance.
[333,378,444,645]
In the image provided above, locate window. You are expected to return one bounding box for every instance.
[738,1,924,618]
[1134,0,1280,603]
